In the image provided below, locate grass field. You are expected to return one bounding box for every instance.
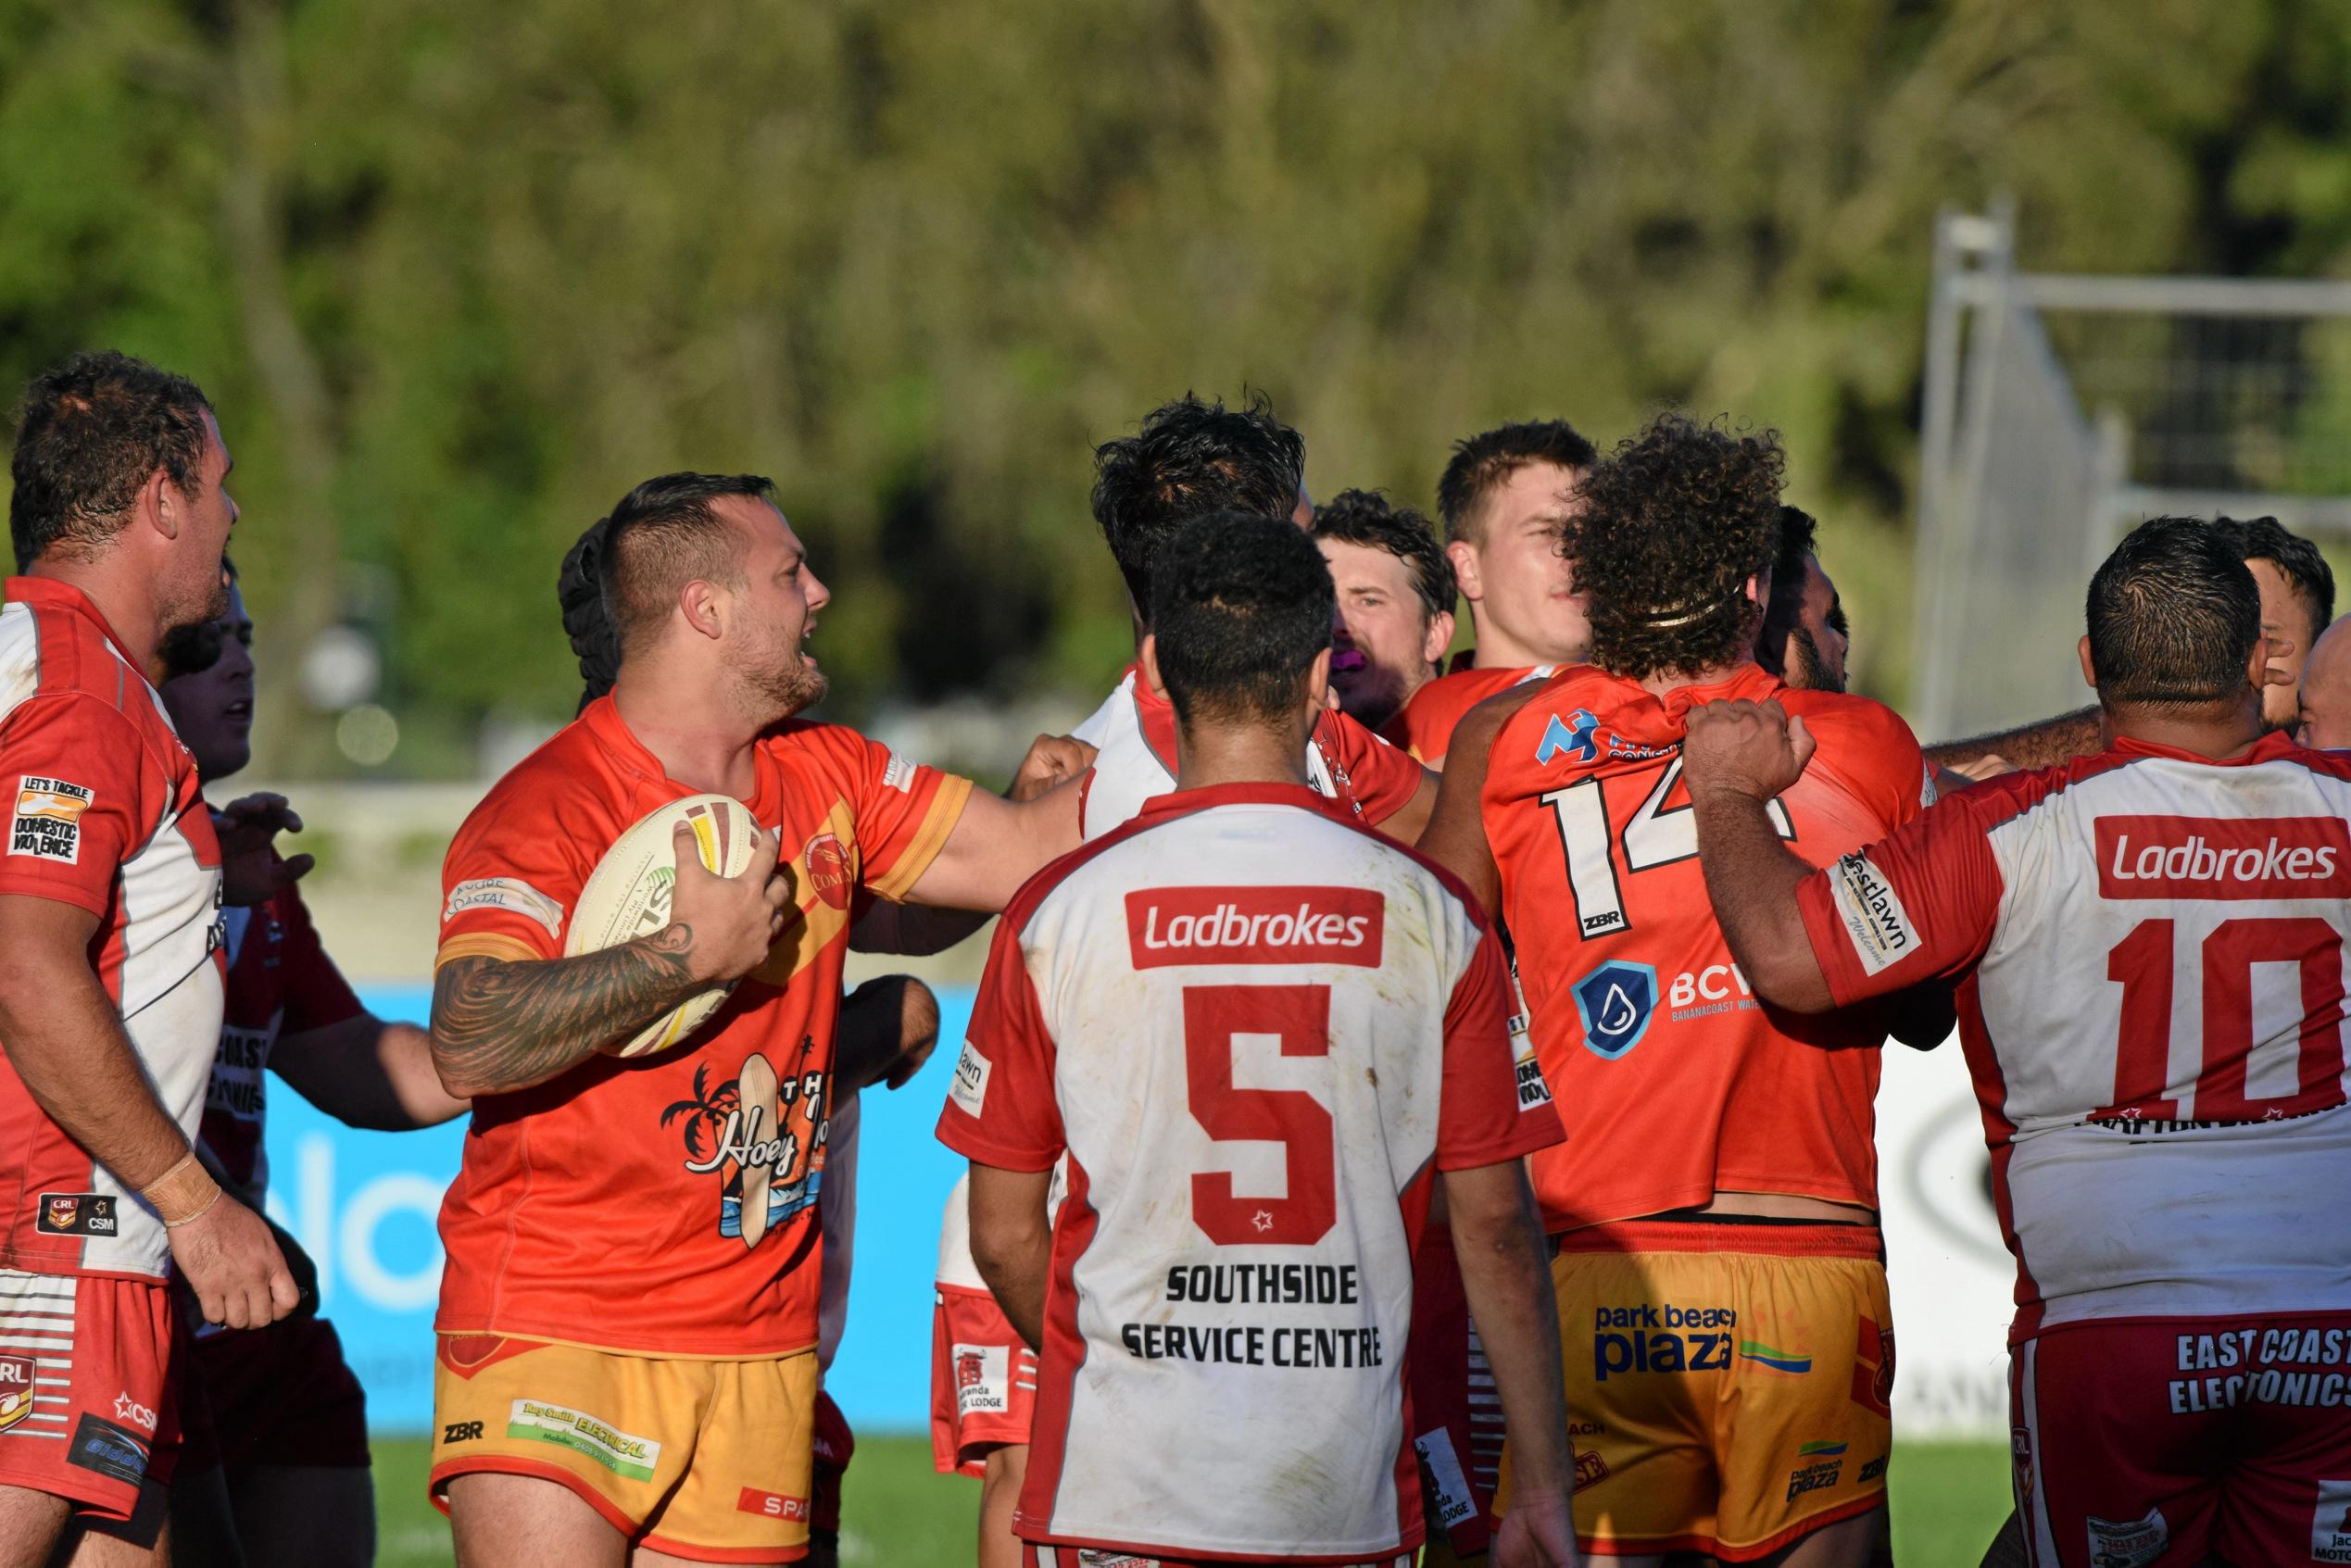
[371,1436,2012,1566]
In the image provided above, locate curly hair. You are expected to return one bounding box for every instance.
[11,350,215,571]
[1563,414,1785,681]
[1090,392,1306,621]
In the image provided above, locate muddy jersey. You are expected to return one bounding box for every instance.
[1479,661,1932,1233]
[1076,666,1423,840]
[434,696,971,1356]
[1795,733,2351,1337]
[939,784,1561,1562]
[0,577,223,1280]
[198,884,365,1210]
[1389,659,1556,767]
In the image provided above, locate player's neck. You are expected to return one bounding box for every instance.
[1631,659,1751,701]
[1172,721,1314,794]
[1465,606,1571,671]
[610,667,768,800]
[2106,700,2268,761]
[28,556,163,674]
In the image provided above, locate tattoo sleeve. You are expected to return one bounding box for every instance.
[1923,705,2104,772]
[429,925,699,1097]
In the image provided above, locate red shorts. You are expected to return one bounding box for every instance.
[1403,1222,1494,1558]
[2010,1311,2351,1566]
[810,1390,851,1537]
[188,1313,370,1477]
[1023,1547,1413,1567]
[0,1270,181,1523]
[931,1285,1036,1477]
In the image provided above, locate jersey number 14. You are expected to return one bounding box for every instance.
[1542,759,1794,939]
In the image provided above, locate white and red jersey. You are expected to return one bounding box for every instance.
[937,784,1561,1563]
[1795,732,2351,1338]
[0,577,223,1281]
[198,883,365,1211]
[1074,666,1425,839]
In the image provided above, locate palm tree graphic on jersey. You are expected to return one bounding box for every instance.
[660,1039,827,1248]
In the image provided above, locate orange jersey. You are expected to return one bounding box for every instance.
[1477,662,1932,1232]
[1391,659,1556,766]
[434,696,972,1356]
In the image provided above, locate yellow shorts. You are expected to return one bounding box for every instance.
[428,1334,820,1564]
[1499,1222,1893,1562]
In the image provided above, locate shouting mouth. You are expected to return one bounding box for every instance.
[1330,648,1368,677]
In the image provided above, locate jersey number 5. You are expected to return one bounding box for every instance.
[1543,758,1794,939]
[1184,984,1337,1246]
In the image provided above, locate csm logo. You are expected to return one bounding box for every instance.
[1573,962,1657,1060]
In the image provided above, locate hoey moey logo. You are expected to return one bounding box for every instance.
[10,776,92,865]
[665,1047,827,1250]
[2095,815,2351,900]
[507,1399,660,1482]
[1124,885,1384,968]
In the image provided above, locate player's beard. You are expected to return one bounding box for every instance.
[1791,627,1845,695]
[733,620,829,723]
[156,559,232,655]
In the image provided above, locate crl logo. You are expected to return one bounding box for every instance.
[1538,709,1602,766]
[1572,961,1657,1060]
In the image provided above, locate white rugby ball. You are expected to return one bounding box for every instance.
[568,792,765,1059]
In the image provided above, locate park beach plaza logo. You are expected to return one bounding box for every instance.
[10,776,92,864]
[508,1399,660,1482]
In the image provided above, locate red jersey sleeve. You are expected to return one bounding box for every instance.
[1793,693,1936,836]
[0,694,160,917]
[804,725,975,902]
[1436,922,1565,1169]
[272,885,366,1035]
[1317,710,1427,827]
[1794,793,2004,1008]
[937,915,1062,1170]
[436,774,597,970]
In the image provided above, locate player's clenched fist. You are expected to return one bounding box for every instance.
[1682,697,1816,802]
[1492,1489,1581,1567]
[168,1187,300,1330]
[668,820,790,985]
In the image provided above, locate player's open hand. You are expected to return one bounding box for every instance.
[213,792,316,907]
[1683,698,1815,802]
[169,1192,300,1331]
[1011,733,1097,803]
[1492,1489,1580,1567]
[668,821,788,985]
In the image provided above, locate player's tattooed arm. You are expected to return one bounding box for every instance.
[1682,699,1836,1012]
[429,932,702,1097]
[1924,705,2104,776]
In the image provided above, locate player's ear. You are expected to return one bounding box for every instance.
[679,578,725,641]
[2078,634,2097,692]
[1445,540,1482,604]
[1422,608,1455,669]
[1306,646,1336,714]
[141,465,180,543]
[1743,570,1766,608]
[1139,633,1168,703]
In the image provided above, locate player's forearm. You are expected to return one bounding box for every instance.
[1447,1166,1575,1493]
[1688,790,1835,1011]
[1924,706,2102,772]
[969,1200,1052,1349]
[908,777,1084,913]
[283,1017,468,1131]
[1376,768,1440,845]
[1415,773,1502,919]
[429,931,702,1098]
[849,899,990,957]
[0,963,193,1192]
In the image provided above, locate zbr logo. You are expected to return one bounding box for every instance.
[1538,709,1602,766]
[1572,962,1657,1060]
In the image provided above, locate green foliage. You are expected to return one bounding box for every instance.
[3,0,2348,771]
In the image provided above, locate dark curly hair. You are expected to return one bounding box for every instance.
[1311,488,1454,621]
[1090,392,1306,622]
[1150,509,1335,729]
[11,350,215,571]
[1564,414,1785,681]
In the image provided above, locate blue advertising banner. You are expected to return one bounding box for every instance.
[270,985,974,1435]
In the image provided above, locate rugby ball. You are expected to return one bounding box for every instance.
[568,793,764,1059]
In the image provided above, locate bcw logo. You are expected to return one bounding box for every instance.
[2095,815,2351,900]
[1125,886,1384,969]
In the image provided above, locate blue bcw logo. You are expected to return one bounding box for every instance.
[1539,709,1602,766]
[1573,961,1658,1060]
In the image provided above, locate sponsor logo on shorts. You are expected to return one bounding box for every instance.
[803,833,853,911]
[1592,1303,1736,1381]
[1851,1315,1895,1418]
[1572,961,1657,1060]
[110,1393,155,1433]
[35,1194,115,1236]
[952,1343,1010,1416]
[2011,1426,2034,1504]
[0,1356,37,1435]
[1739,1339,1815,1374]
[2311,1479,2351,1562]
[1859,1453,1889,1484]
[1574,1449,1609,1490]
[10,776,92,864]
[1125,885,1384,968]
[1413,1429,1477,1530]
[1828,852,1917,975]
[2096,815,2351,900]
[506,1399,660,1482]
[736,1486,811,1522]
[949,1043,991,1118]
[443,877,566,936]
[67,1412,149,1486]
[1787,1441,1844,1502]
[1075,1553,1157,1568]
[442,1421,483,1444]
[2084,1507,2168,1567]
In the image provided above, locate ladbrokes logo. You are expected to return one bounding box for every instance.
[2096,815,2351,900]
[1125,886,1384,969]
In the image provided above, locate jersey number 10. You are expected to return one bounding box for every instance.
[1542,759,1794,939]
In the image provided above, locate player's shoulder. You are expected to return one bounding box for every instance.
[1780,686,1920,751]
[458,714,631,840]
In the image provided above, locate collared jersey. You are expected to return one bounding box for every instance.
[1073,667,1424,841]
[938,784,1561,1563]
[0,576,223,1280]
[1796,732,2351,1339]
[434,696,972,1356]
[1389,658,1556,767]
[1479,661,1932,1233]
[200,884,366,1211]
